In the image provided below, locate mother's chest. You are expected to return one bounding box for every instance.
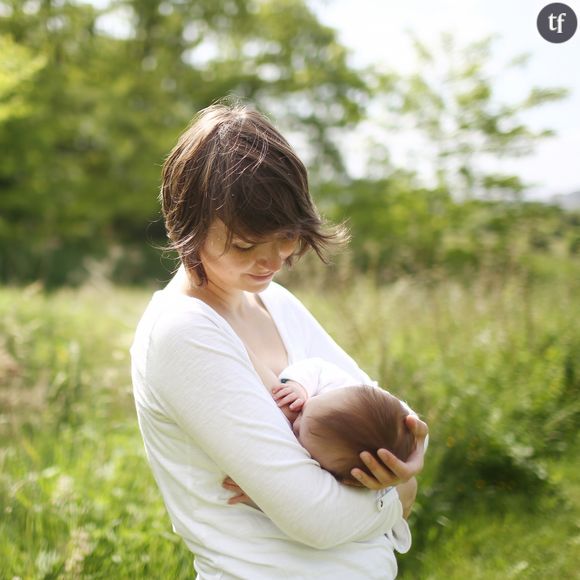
[230,314,289,376]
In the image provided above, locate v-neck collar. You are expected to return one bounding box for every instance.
[163,282,293,374]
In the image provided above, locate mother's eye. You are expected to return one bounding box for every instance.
[233,243,255,252]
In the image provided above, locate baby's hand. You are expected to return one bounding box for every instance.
[272,380,308,412]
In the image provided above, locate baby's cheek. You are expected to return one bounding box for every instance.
[284,408,300,425]
[292,413,303,435]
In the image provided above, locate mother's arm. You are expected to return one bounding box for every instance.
[147,309,404,550]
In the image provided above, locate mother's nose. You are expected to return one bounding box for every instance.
[257,242,286,271]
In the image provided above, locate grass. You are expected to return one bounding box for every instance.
[0,284,193,579]
[1,269,579,578]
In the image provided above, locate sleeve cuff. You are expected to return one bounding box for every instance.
[375,486,397,511]
[385,518,412,554]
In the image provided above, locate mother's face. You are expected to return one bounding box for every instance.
[199,220,298,292]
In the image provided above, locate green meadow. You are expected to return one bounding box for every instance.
[2,1,580,577]
[1,268,579,579]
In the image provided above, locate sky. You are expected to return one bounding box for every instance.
[310,0,580,199]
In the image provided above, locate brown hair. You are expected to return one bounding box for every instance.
[310,386,416,485]
[160,101,346,284]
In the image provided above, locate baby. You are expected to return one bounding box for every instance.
[239,355,417,553]
[271,358,417,485]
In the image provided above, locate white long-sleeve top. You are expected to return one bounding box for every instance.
[131,280,405,579]
[279,357,413,556]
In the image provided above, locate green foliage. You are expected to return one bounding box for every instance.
[289,268,580,575]
[0,0,367,287]
[1,424,193,578]
[1,8,573,289]
[393,34,567,199]
[0,285,193,578]
[1,267,580,577]
[317,176,579,282]
[0,35,46,122]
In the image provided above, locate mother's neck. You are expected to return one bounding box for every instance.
[169,265,253,317]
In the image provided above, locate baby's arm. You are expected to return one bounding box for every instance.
[272,380,308,414]
[280,357,359,395]
[274,358,351,421]
[247,350,307,422]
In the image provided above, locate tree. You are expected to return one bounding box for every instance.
[394,34,568,199]
[0,0,370,285]
[314,34,572,280]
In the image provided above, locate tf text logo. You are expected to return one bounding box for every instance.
[537,3,578,43]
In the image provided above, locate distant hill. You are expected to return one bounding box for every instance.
[549,190,580,211]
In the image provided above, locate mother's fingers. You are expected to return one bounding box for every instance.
[223,479,248,504]
[223,477,245,496]
[350,468,385,490]
[227,492,250,505]
[351,416,429,490]
[377,435,426,483]
[376,449,415,483]
[223,481,241,491]
[351,451,398,490]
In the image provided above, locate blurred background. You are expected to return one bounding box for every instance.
[1,0,579,578]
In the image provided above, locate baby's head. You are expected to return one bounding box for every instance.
[293,386,416,485]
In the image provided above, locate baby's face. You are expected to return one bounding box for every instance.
[293,387,355,475]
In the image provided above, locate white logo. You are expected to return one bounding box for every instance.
[548,11,567,33]
[537,3,578,43]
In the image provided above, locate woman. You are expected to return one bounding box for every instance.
[131,103,428,579]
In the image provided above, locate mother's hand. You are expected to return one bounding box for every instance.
[223,477,260,510]
[350,415,428,490]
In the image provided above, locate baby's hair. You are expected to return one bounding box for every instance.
[160,100,347,284]
[309,386,416,485]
